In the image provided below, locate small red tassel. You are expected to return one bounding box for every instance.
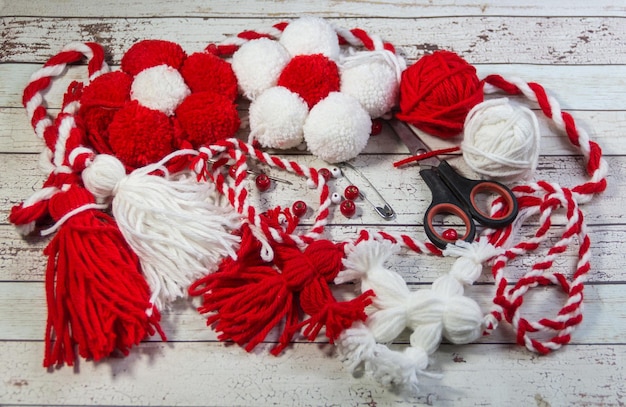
[43,184,165,367]
[270,240,374,355]
[190,216,374,355]
[189,224,300,352]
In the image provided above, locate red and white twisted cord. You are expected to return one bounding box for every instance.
[199,139,333,248]
[13,43,106,230]
[479,76,607,353]
[207,20,399,57]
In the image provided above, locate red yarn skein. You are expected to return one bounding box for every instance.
[397,50,484,138]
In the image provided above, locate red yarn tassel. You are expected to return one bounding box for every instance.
[190,218,375,355]
[43,185,164,367]
[189,224,301,352]
[271,240,374,354]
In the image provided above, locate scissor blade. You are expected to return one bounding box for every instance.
[389,119,441,167]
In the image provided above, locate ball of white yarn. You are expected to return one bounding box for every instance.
[82,154,126,200]
[461,98,540,182]
[231,38,291,100]
[279,16,340,61]
[249,86,309,149]
[130,64,190,116]
[303,92,371,163]
[340,54,399,118]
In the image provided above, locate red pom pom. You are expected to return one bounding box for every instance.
[397,51,484,138]
[277,54,340,109]
[79,71,133,154]
[175,91,240,148]
[108,101,175,168]
[121,40,187,76]
[180,52,238,101]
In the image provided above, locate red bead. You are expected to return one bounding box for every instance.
[371,119,383,136]
[318,168,332,182]
[292,200,307,217]
[442,228,458,241]
[340,199,356,217]
[344,185,360,200]
[255,173,271,191]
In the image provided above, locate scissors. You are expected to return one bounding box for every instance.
[389,118,519,249]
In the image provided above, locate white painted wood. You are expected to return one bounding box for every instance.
[1,1,624,406]
[1,282,623,344]
[2,16,624,64]
[0,341,624,406]
[2,0,625,18]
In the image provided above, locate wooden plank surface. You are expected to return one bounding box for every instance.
[1,1,625,406]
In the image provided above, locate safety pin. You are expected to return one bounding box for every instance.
[207,159,293,185]
[337,162,396,220]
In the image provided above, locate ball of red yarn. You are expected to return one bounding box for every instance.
[397,50,484,138]
[121,40,187,76]
[277,54,340,109]
[108,101,175,168]
[180,52,239,101]
[175,91,240,148]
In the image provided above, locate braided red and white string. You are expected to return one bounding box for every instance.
[207,20,398,57]
[479,75,608,353]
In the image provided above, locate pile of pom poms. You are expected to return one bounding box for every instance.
[395,50,541,182]
[231,16,406,163]
[78,39,240,170]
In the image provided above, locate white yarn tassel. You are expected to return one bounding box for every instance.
[336,238,493,390]
[462,98,540,182]
[335,322,433,392]
[82,154,242,310]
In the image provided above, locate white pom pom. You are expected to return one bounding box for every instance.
[82,154,126,201]
[130,64,190,116]
[340,54,399,118]
[279,16,340,60]
[232,38,291,100]
[303,92,371,163]
[249,86,309,149]
[462,98,540,182]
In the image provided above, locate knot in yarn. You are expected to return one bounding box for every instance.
[276,240,344,291]
[82,153,126,200]
[444,239,502,285]
[462,97,541,181]
[48,184,95,222]
[397,50,483,138]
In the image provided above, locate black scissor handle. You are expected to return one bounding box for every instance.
[436,161,519,228]
[420,168,476,249]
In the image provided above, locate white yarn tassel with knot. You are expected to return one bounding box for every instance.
[462,97,540,182]
[336,238,500,391]
[82,154,242,311]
